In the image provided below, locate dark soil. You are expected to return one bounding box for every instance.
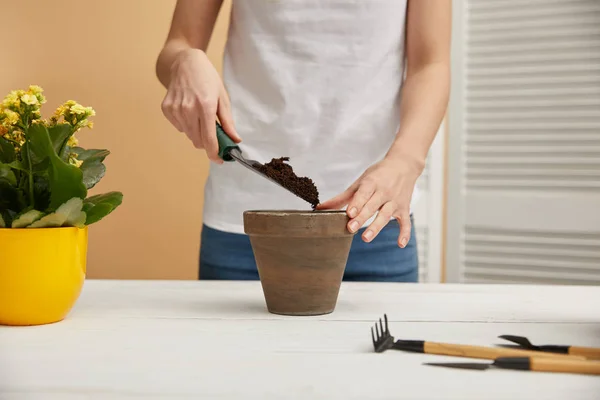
[256,157,320,209]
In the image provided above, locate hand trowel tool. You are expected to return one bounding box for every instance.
[498,335,600,360]
[424,357,600,375]
[215,121,315,205]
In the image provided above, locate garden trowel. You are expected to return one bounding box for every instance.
[215,121,315,205]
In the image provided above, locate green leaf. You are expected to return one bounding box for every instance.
[27,212,67,228]
[33,175,50,211]
[8,160,27,172]
[0,163,17,186]
[27,123,87,210]
[9,159,49,174]
[0,210,17,228]
[72,147,110,189]
[0,179,25,211]
[0,214,5,228]
[47,123,73,159]
[27,197,86,228]
[11,209,44,228]
[56,197,85,227]
[0,136,16,163]
[82,191,123,225]
[21,141,46,167]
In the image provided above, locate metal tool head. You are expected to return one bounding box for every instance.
[229,148,303,200]
[371,314,395,353]
[424,361,490,371]
[425,357,531,372]
[229,148,318,206]
[499,335,538,350]
[498,335,569,354]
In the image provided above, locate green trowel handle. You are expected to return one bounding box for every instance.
[216,121,239,162]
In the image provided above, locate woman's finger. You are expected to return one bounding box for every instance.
[201,103,222,164]
[217,90,241,143]
[182,97,203,149]
[161,94,185,133]
[396,211,412,248]
[316,183,357,210]
[346,181,376,220]
[362,202,395,242]
[347,190,381,233]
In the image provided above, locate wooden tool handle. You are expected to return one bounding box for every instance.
[531,357,600,375]
[424,342,585,360]
[570,346,600,360]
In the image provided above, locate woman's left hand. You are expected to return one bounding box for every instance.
[317,155,423,247]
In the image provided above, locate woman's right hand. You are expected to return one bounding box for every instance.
[161,48,241,164]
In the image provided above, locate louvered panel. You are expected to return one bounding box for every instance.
[469,48,600,68]
[467,133,600,143]
[470,38,600,58]
[467,0,597,13]
[469,87,599,100]
[450,0,600,284]
[463,227,600,285]
[465,0,600,194]
[469,26,599,47]
[469,0,593,11]
[415,226,428,282]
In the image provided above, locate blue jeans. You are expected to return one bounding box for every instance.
[199,216,418,282]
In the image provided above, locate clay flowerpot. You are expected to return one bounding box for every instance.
[0,227,88,326]
[244,210,355,316]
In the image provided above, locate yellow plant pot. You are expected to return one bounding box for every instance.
[0,226,88,326]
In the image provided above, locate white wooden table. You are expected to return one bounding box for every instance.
[1,280,599,399]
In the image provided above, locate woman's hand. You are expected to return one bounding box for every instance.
[161,48,241,164]
[317,155,423,247]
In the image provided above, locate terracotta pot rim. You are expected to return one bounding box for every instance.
[244,210,347,216]
[243,210,353,237]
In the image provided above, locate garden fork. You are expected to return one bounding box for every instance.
[371,314,396,353]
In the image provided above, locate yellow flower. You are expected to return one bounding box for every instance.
[79,119,94,129]
[6,129,26,146]
[2,90,22,110]
[70,104,87,115]
[28,85,43,95]
[68,153,83,168]
[20,93,39,106]
[67,135,79,147]
[2,109,20,125]
[31,119,47,126]
[27,85,46,104]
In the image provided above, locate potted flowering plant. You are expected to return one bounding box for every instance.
[0,85,122,326]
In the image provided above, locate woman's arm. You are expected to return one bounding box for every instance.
[156,0,223,88]
[156,0,240,163]
[387,0,451,171]
[318,0,451,246]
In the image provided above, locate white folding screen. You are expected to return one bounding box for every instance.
[447,0,600,284]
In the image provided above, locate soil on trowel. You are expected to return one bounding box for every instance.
[256,157,320,209]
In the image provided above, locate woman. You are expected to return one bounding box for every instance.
[156,0,450,282]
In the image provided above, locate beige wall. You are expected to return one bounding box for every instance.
[2,0,232,279]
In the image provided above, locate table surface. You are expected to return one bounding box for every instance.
[1,280,599,400]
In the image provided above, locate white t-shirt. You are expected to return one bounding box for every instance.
[203,0,418,234]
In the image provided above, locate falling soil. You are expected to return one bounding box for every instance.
[256,157,320,209]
